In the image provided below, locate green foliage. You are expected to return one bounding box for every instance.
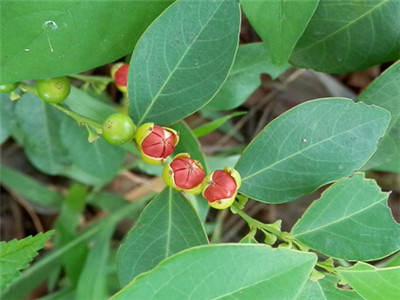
[338,262,400,300]
[357,60,400,173]
[1,0,400,298]
[14,93,70,174]
[129,0,240,125]
[292,173,400,260]
[291,0,400,73]
[235,98,391,203]
[0,93,15,143]
[206,43,290,111]
[113,245,317,299]
[193,111,246,137]
[60,117,126,182]
[241,0,319,66]
[75,225,115,300]
[0,164,62,209]
[1,199,148,300]
[117,188,208,286]
[0,0,172,84]
[0,231,54,292]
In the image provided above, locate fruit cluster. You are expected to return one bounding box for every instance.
[103,116,242,209]
[135,122,242,209]
[3,65,242,209]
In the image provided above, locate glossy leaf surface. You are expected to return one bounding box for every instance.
[241,0,318,65]
[357,61,400,173]
[0,0,172,84]
[292,173,400,261]
[113,245,316,299]
[338,262,400,300]
[235,98,391,203]
[290,0,400,73]
[206,43,290,111]
[129,0,240,125]
[117,188,208,287]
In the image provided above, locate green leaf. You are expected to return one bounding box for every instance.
[117,188,208,287]
[64,87,117,123]
[14,93,70,174]
[206,43,290,111]
[129,0,240,125]
[53,184,87,286]
[193,111,246,137]
[357,61,400,173]
[0,94,15,144]
[60,117,125,182]
[241,0,319,66]
[235,98,391,203]
[112,245,317,299]
[290,0,400,73]
[0,231,54,292]
[292,173,400,261]
[1,197,149,300]
[75,224,115,300]
[0,164,62,209]
[297,274,363,300]
[0,0,172,84]
[338,262,400,300]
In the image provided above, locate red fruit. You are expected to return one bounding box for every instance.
[111,63,129,93]
[135,123,179,165]
[203,170,237,202]
[162,153,205,194]
[202,167,241,209]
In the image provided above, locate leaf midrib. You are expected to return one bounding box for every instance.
[241,116,386,181]
[293,194,387,237]
[137,1,224,125]
[296,0,388,53]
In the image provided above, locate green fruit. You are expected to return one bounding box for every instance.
[36,77,71,103]
[102,113,136,145]
[0,82,19,93]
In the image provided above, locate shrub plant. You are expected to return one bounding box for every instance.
[0,0,399,299]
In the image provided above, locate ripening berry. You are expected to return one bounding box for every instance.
[162,153,205,194]
[0,82,19,93]
[135,123,179,165]
[102,113,136,145]
[202,167,241,209]
[36,77,71,104]
[111,63,129,93]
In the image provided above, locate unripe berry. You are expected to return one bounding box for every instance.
[135,123,179,165]
[202,167,241,209]
[36,77,71,104]
[102,113,136,145]
[162,153,205,194]
[0,82,19,93]
[111,63,129,93]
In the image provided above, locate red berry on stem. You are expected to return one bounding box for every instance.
[135,123,179,165]
[202,167,241,209]
[111,63,129,93]
[162,153,205,194]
